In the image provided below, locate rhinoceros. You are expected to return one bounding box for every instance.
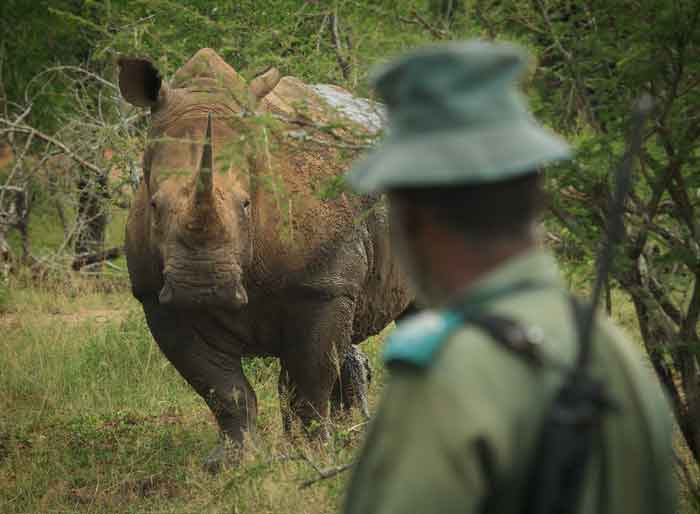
[118,48,412,468]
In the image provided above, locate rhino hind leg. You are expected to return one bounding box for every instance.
[141,298,257,472]
[279,296,358,437]
[330,345,371,419]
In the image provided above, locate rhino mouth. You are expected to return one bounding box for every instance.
[158,276,248,309]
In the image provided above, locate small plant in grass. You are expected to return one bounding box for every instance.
[0,273,8,313]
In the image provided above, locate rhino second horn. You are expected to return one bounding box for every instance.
[250,67,281,99]
[159,281,174,304]
[195,112,214,204]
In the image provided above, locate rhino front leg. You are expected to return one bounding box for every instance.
[141,298,257,471]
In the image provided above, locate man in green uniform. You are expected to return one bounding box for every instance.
[342,41,676,514]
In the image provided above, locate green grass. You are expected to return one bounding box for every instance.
[0,285,386,514]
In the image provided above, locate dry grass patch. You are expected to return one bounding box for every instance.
[0,293,386,513]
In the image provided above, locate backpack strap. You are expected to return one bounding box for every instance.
[466,314,545,368]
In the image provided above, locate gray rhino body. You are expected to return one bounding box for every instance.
[119,49,412,466]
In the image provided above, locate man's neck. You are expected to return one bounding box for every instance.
[423,232,535,301]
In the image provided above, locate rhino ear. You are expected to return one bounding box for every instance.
[249,67,281,103]
[117,57,165,108]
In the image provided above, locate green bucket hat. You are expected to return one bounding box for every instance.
[345,40,572,193]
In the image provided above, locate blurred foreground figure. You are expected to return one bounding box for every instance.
[343,41,676,514]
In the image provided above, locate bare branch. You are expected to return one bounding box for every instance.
[675,448,700,506]
[23,65,118,105]
[299,459,354,489]
[316,14,330,52]
[331,10,352,80]
[684,273,700,338]
[0,130,34,208]
[72,246,124,271]
[0,185,23,193]
[0,121,104,176]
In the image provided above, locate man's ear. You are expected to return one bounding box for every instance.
[249,67,281,104]
[117,57,165,108]
[389,193,426,239]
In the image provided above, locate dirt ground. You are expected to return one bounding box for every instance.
[0,308,128,329]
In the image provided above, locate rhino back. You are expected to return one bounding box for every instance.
[248,78,379,288]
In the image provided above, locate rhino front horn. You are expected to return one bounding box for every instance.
[195,112,214,203]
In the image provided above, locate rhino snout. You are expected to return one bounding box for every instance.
[158,271,248,309]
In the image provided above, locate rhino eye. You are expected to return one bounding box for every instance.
[150,197,162,217]
[242,198,251,212]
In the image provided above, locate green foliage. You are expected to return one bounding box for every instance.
[1,0,466,131]
[0,273,8,312]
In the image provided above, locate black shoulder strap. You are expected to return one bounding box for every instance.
[458,280,561,369]
[466,313,544,367]
[466,314,543,368]
[466,295,590,370]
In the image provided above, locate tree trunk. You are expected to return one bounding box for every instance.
[430,0,463,21]
[15,187,30,263]
[74,168,109,258]
[618,268,700,463]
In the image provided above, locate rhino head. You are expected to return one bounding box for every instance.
[118,50,280,309]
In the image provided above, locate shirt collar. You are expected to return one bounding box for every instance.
[444,248,564,313]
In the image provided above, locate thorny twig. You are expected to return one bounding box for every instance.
[399,9,448,39]
[23,65,119,105]
[298,453,355,489]
[533,0,602,132]
[0,121,104,176]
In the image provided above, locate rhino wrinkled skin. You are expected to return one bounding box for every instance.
[118,49,412,468]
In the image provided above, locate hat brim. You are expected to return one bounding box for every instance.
[345,119,572,193]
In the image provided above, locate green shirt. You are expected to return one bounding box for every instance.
[343,250,676,514]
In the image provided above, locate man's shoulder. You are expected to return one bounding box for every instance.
[383,275,578,371]
[383,306,539,370]
[383,309,464,368]
[383,306,550,435]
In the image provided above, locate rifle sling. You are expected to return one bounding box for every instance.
[465,295,612,514]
